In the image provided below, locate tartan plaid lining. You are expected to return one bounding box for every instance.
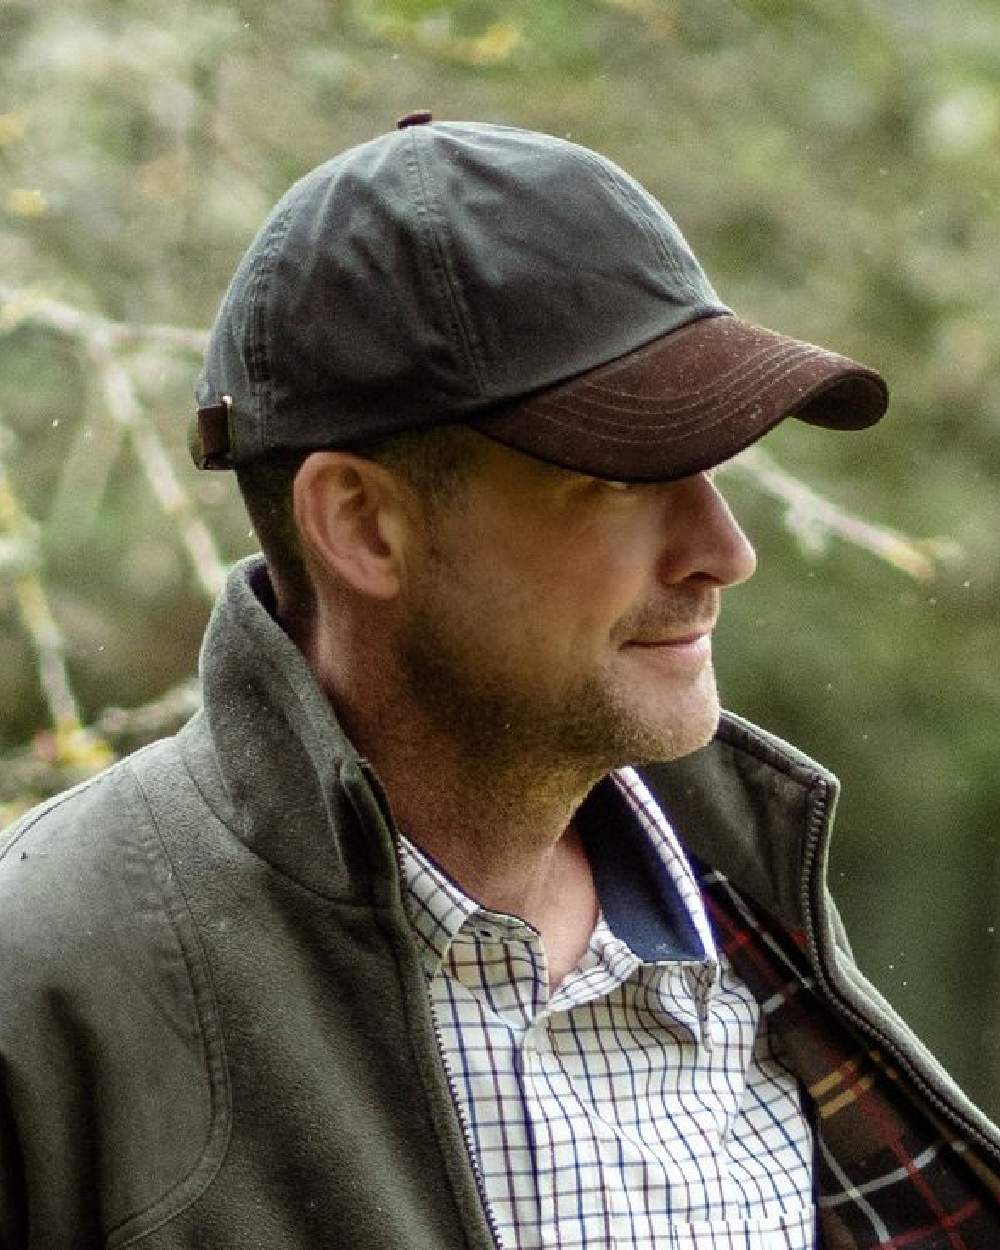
[697,864,1000,1249]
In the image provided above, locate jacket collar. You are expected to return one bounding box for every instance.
[640,718,840,935]
[181,556,397,905]
[187,556,839,929]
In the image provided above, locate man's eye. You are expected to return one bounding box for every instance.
[603,479,633,492]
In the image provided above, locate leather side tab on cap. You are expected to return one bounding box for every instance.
[190,395,234,469]
[396,109,433,129]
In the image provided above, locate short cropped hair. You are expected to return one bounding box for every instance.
[235,424,484,630]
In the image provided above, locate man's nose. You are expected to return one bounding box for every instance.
[657,472,757,588]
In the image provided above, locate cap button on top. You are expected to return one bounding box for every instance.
[396,109,433,129]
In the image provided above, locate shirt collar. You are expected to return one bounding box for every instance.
[608,766,717,963]
[396,835,480,976]
[398,766,717,978]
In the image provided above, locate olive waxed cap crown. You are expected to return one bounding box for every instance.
[193,116,888,478]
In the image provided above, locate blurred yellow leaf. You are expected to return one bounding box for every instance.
[369,15,522,66]
[0,112,27,146]
[465,22,522,65]
[50,721,115,772]
[5,188,48,218]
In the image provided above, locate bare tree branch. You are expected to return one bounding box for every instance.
[0,285,208,353]
[0,451,81,729]
[722,446,956,581]
[84,331,227,600]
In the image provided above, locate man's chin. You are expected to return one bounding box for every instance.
[615,688,722,767]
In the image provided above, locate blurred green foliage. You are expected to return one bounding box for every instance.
[1,0,998,1113]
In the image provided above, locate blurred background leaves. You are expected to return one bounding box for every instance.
[1,0,998,1113]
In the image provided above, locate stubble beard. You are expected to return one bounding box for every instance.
[397,586,722,794]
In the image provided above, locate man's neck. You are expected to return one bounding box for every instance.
[362,717,605,988]
[310,626,610,987]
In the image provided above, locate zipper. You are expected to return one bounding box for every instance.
[348,760,505,1249]
[390,827,506,1250]
[800,778,1000,1166]
[427,996,507,1250]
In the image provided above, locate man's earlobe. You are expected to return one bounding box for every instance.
[293,452,404,601]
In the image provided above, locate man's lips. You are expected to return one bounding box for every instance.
[628,635,704,647]
[622,627,715,667]
[625,624,717,646]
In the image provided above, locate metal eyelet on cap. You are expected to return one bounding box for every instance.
[396,109,433,129]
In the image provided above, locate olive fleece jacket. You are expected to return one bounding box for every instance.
[1,557,997,1248]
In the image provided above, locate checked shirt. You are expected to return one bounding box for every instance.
[399,767,817,1249]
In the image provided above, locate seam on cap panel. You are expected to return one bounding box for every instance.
[575,148,701,300]
[611,160,700,298]
[244,201,297,459]
[405,129,487,397]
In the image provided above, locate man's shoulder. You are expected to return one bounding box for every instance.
[0,738,230,1241]
[0,736,196,971]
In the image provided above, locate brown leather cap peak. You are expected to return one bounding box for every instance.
[476,313,887,482]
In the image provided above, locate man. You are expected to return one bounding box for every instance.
[1,116,997,1249]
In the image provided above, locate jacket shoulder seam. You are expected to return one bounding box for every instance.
[0,771,110,861]
[106,745,232,1248]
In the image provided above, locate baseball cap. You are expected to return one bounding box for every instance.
[192,113,888,480]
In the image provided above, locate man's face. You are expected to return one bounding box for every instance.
[396,439,757,776]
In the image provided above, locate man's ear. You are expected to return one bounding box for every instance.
[292,451,411,601]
